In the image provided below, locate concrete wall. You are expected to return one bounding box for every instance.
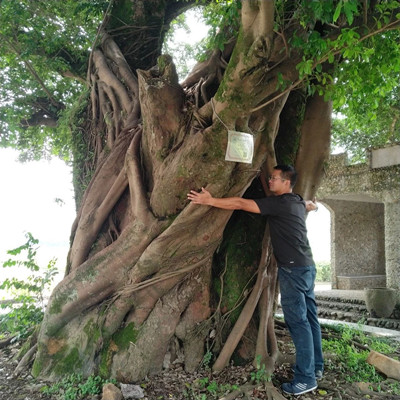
[324,199,385,288]
[370,144,400,169]
[328,200,385,276]
[317,144,400,290]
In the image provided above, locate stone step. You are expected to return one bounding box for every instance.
[315,293,366,305]
[316,299,368,313]
[317,306,368,323]
[277,294,400,331]
[316,303,400,331]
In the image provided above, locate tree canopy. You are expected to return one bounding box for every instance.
[1,0,399,163]
[0,0,107,160]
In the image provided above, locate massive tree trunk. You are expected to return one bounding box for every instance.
[31,0,331,382]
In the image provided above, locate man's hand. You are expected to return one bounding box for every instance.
[187,188,261,213]
[187,187,212,205]
[305,198,318,212]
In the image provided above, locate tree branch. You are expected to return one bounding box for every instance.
[21,113,58,128]
[250,18,400,113]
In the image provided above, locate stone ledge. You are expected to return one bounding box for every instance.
[336,275,386,290]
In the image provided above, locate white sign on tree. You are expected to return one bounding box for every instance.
[225,130,254,164]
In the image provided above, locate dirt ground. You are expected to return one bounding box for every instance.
[1,329,399,400]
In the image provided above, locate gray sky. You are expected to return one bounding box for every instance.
[0,148,75,282]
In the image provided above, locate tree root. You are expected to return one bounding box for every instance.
[213,230,277,372]
[219,383,256,400]
[13,344,37,377]
[0,335,17,349]
[219,382,286,400]
[212,262,268,371]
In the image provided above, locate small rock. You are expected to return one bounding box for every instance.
[353,382,371,392]
[102,383,123,400]
[367,350,400,380]
[120,383,145,399]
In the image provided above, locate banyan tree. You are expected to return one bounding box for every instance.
[4,0,399,388]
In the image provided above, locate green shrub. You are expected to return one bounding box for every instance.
[183,376,239,400]
[322,325,400,395]
[0,233,59,340]
[315,261,331,282]
[41,373,117,400]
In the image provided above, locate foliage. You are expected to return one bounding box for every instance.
[331,28,400,161]
[315,261,331,282]
[250,355,271,384]
[0,233,58,339]
[201,350,213,368]
[287,1,400,159]
[183,354,269,399]
[0,0,106,161]
[322,324,400,393]
[41,373,117,400]
[183,375,239,400]
[0,0,399,163]
[197,0,241,57]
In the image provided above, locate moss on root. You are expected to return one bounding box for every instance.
[112,322,139,350]
[98,322,139,377]
[32,339,82,378]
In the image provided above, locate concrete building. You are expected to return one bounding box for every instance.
[317,144,400,290]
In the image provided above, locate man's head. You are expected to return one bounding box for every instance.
[268,165,297,194]
[274,165,297,188]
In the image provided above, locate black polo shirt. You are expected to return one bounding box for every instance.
[254,193,314,268]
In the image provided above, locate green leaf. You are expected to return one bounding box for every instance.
[333,0,343,22]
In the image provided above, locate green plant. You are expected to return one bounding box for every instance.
[322,324,400,393]
[315,261,331,282]
[201,350,213,368]
[0,233,59,339]
[183,376,239,399]
[41,373,117,400]
[250,355,271,384]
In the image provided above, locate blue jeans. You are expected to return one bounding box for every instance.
[278,265,323,385]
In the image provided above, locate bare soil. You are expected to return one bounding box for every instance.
[1,329,399,400]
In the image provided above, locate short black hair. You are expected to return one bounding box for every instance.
[273,165,297,188]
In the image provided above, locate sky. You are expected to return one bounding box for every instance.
[0,148,76,283]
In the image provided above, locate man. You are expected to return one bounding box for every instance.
[187,165,323,396]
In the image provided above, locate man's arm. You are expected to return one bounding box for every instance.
[187,188,261,214]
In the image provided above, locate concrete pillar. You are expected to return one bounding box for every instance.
[385,201,400,289]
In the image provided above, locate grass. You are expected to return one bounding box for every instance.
[41,374,117,400]
[322,323,400,395]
